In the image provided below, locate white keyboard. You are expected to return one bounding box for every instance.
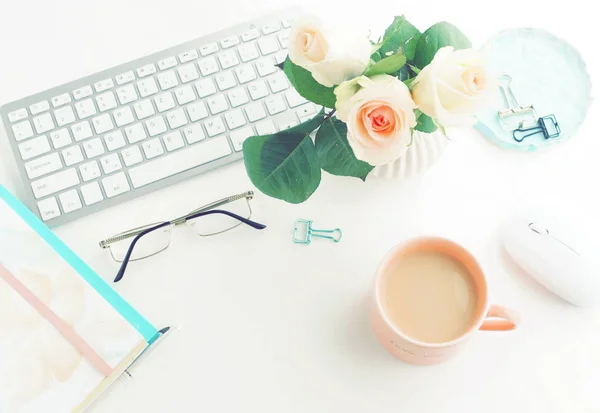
[1,7,315,227]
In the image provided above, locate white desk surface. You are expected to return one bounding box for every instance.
[1,0,600,412]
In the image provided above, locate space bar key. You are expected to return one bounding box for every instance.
[128,137,233,188]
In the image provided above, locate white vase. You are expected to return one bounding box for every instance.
[370,129,449,179]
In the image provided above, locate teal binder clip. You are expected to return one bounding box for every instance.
[293,219,342,244]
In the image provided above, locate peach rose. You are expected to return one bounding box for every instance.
[412,46,497,128]
[335,75,417,166]
[288,16,372,87]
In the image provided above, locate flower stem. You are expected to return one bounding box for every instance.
[323,109,336,122]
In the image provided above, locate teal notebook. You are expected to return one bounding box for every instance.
[0,185,161,412]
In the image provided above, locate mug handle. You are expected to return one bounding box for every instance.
[479,305,520,331]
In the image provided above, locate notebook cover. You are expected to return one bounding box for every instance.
[0,185,160,412]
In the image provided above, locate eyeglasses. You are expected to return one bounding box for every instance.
[99,190,266,282]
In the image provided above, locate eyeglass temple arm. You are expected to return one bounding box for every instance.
[114,210,266,283]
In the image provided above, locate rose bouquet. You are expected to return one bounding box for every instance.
[242,15,497,203]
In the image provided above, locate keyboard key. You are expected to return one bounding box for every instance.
[19,135,50,160]
[215,71,236,91]
[137,78,159,97]
[31,168,80,199]
[94,78,114,92]
[125,123,147,143]
[183,124,205,144]
[166,108,188,129]
[122,146,143,166]
[133,99,155,119]
[137,64,156,78]
[158,57,178,70]
[83,138,105,158]
[75,99,97,119]
[256,57,277,77]
[33,113,55,134]
[8,108,28,123]
[157,70,179,90]
[92,114,114,134]
[245,102,267,122]
[179,49,199,63]
[154,92,176,112]
[104,130,127,151]
[204,117,226,137]
[285,89,307,108]
[96,91,118,112]
[129,137,232,188]
[248,79,269,100]
[12,120,34,141]
[227,88,249,107]
[255,119,277,135]
[79,160,102,181]
[81,182,104,205]
[235,65,257,84]
[297,103,317,122]
[100,153,123,174]
[279,119,298,130]
[207,95,228,115]
[102,172,130,198]
[142,138,165,159]
[116,84,138,105]
[177,64,199,83]
[258,37,279,55]
[195,78,217,98]
[262,22,280,35]
[225,109,247,129]
[73,85,94,100]
[281,18,293,28]
[278,30,290,48]
[146,116,168,136]
[274,50,288,65]
[52,93,72,108]
[265,95,287,115]
[200,43,219,56]
[59,189,83,213]
[218,50,240,69]
[38,197,61,221]
[267,72,289,93]
[50,129,72,149]
[116,71,136,85]
[54,106,76,126]
[198,56,219,76]
[25,153,62,179]
[187,101,209,121]
[175,85,196,105]
[62,146,84,166]
[30,100,50,115]
[221,36,240,49]
[163,131,185,151]
[230,126,255,151]
[113,106,135,127]
[241,28,260,42]
[71,121,93,141]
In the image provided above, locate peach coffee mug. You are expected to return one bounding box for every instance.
[371,237,519,365]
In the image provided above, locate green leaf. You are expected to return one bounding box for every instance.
[413,22,471,69]
[242,111,325,204]
[315,117,374,181]
[283,58,336,108]
[415,113,438,133]
[372,16,421,62]
[364,54,407,77]
[402,77,416,88]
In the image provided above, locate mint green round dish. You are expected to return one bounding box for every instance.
[474,28,592,152]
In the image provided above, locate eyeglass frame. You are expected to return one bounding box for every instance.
[99,190,265,283]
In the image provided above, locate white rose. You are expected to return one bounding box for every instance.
[288,16,372,88]
[412,46,497,128]
[334,75,417,166]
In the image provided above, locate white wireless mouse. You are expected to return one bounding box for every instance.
[502,211,599,307]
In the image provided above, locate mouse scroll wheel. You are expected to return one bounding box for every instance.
[529,223,549,234]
